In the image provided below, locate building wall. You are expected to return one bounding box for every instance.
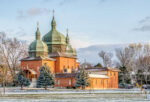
[54,57,79,74]
[55,70,119,89]
[21,60,42,77]
[21,60,55,78]
[21,59,118,89]
[42,60,55,73]
[107,70,118,89]
[86,78,108,89]
[55,77,76,87]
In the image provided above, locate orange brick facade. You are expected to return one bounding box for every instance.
[55,69,119,89]
[21,57,80,78]
[21,57,119,89]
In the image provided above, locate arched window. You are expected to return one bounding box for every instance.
[71,67,74,73]
[58,80,60,85]
[69,79,71,85]
[64,66,67,73]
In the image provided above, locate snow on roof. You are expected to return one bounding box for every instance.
[89,74,109,79]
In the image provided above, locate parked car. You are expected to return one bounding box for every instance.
[119,83,134,89]
[142,85,150,89]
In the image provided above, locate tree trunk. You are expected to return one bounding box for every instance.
[45,86,47,90]
[3,78,5,95]
[21,84,23,90]
[82,86,85,90]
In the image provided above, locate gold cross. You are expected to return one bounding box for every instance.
[53,9,55,17]
[37,21,39,28]
[67,28,69,34]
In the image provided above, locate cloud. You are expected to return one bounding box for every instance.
[59,0,73,6]
[42,0,73,5]
[133,16,150,32]
[15,27,27,37]
[139,16,150,24]
[3,27,27,38]
[42,0,53,2]
[17,10,26,19]
[98,0,107,4]
[28,8,50,16]
[17,8,50,19]
[77,44,126,64]
[42,0,106,6]
[133,25,150,31]
[71,38,92,49]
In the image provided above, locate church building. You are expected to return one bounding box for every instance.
[21,12,119,89]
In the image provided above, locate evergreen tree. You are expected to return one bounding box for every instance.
[119,66,131,84]
[75,67,89,89]
[37,64,55,90]
[17,69,30,90]
[94,63,102,68]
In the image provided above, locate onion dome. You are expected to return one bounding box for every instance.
[65,29,74,54]
[73,48,77,56]
[29,22,48,57]
[66,28,70,44]
[42,15,66,45]
[66,44,73,53]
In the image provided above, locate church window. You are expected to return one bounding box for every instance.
[71,67,74,73]
[69,79,71,85]
[64,68,67,73]
[101,80,103,85]
[95,79,97,85]
[58,80,60,85]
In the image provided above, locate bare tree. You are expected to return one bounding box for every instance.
[0,65,8,95]
[80,62,93,68]
[0,32,28,85]
[137,44,150,85]
[98,50,113,67]
[116,43,150,85]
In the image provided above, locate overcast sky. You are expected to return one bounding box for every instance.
[1,0,150,48]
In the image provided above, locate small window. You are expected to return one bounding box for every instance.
[69,79,71,85]
[64,68,67,73]
[95,79,97,84]
[71,67,74,73]
[58,80,60,85]
[101,80,103,84]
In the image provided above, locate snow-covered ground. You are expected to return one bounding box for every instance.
[0,88,150,102]
[0,87,149,94]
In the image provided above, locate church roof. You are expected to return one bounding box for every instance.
[55,73,76,78]
[49,51,77,58]
[28,23,48,57]
[89,74,109,78]
[42,16,66,45]
[21,56,56,61]
[85,67,120,72]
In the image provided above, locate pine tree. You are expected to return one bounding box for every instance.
[75,67,89,89]
[94,63,102,68]
[119,66,131,84]
[17,69,30,90]
[37,64,55,90]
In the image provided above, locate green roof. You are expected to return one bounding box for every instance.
[42,16,66,45]
[29,23,48,57]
